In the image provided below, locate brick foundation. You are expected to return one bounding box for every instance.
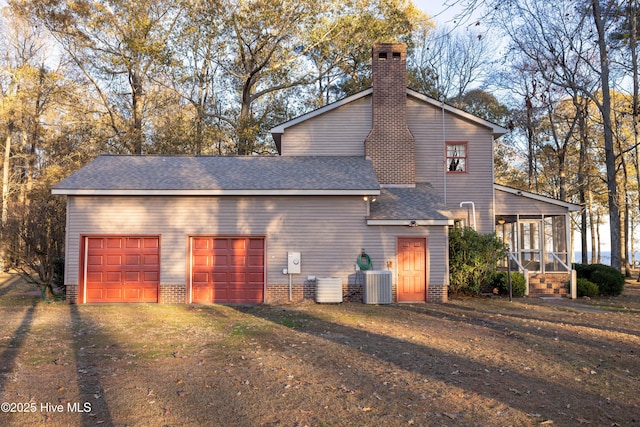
[428,283,448,303]
[159,284,186,304]
[65,280,448,305]
[65,283,186,304]
[265,280,448,305]
[266,282,316,304]
[66,284,79,304]
[528,273,570,297]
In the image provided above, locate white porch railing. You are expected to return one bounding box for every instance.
[550,252,571,272]
[508,252,529,296]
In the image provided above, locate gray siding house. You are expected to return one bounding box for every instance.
[53,42,579,304]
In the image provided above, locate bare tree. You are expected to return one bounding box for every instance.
[409,25,493,103]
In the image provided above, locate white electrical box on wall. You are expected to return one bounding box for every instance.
[287,252,301,274]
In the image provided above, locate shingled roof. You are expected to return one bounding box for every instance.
[367,183,452,225]
[52,155,381,196]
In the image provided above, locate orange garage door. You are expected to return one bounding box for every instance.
[85,237,160,303]
[191,237,264,304]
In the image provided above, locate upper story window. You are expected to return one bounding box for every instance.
[446,142,467,173]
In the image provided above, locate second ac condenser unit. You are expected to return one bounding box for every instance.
[363,270,392,304]
[316,277,343,303]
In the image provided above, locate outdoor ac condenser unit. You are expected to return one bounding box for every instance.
[363,270,392,304]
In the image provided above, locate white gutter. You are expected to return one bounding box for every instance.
[52,188,381,196]
[367,219,454,226]
[459,201,476,230]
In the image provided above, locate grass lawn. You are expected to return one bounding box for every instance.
[0,273,639,426]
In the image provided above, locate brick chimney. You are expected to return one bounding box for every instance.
[364,42,415,185]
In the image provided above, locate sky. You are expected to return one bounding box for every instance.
[414,0,478,26]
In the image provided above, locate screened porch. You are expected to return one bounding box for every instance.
[493,184,580,298]
[495,214,571,273]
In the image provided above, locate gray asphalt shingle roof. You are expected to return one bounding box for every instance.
[52,155,381,195]
[368,183,451,221]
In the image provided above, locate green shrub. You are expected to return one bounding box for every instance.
[573,263,624,296]
[576,278,599,298]
[591,268,625,296]
[449,227,507,296]
[490,271,526,297]
[572,263,596,279]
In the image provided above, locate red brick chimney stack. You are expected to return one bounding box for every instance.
[364,42,416,185]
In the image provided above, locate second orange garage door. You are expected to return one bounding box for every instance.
[191,237,265,304]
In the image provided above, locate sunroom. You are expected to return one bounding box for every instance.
[493,184,581,298]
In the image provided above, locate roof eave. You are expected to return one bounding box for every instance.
[367,219,453,226]
[52,188,381,196]
[494,184,581,211]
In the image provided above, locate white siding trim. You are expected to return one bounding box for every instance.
[53,189,381,196]
[367,219,453,226]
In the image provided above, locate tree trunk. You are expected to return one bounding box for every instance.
[618,115,631,276]
[2,131,11,227]
[629,0,640,272]
[596,210,602,264]
[237,76,255,155]
[130,70,144,155]
[576,96,589,264]
[1,130,11,270]
[525,93,536,192]
[592,0,621,270]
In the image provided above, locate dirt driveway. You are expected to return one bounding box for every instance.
[0,273,639,426]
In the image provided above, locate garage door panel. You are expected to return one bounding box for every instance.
[106,254,122,264]
[248,256,264,267]
[124,254,141,266]
[142,288,158,301]
[124,288,140,299]
[211,272,227,282]
[87,255,103,265]
[144,254,159,265]
[105,271,122,283]
[85,236,159,303]
[191,237,264,304]
[192,272,209,283]
[230,256,246,266]
[125,238,141,249]
[192,255,210,267]
[212,240,228,249]
[212,256,228,266]
[192,286,212,302]
[88,239,105,249]
[143,271,159,282]
[86,272,103,282]
[228,275,246,284]
[106,238,123,249]
[248,239,263,249]
[86,288,105,300]
[247,272,264,282]
[193,239,210,250]
[124,271,141,282]
[142,237,158,249]
[105,287,124,299]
